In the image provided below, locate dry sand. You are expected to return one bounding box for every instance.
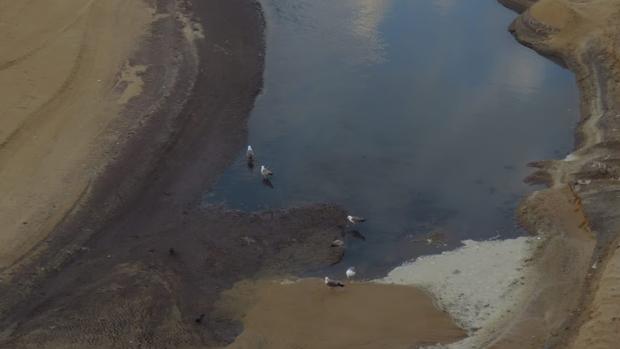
[215,279,465,349]
[0,0,154,269]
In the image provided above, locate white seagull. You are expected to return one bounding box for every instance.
[346,267,356,279]
[324,276,345,288]
[347,215,366,224]
[260,165,273,179]
[246,145,255,165]
[331,239,344,247]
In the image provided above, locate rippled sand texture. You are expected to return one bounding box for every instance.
[0,0,154,268]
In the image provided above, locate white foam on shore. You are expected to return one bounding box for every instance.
[564,153,579,161]
[376,236,541,348]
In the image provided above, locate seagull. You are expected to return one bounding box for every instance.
[324,276,345,288]
[347,215,366,224]
[346,267,356,279]
[261,165,273,179]
[331,239,344,247]
[246,145,255,167]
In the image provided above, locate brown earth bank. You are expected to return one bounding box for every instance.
[493,0,620,348]
[0,0,356,347]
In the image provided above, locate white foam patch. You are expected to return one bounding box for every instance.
[376,237,541,348]
[564,153,579,161]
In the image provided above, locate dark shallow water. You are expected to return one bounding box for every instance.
[204,0,579,276]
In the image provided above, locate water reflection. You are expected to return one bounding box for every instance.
[432,0,457,16]
[204,0,579,276]
[267,0,389,66]
[349,0,390,64]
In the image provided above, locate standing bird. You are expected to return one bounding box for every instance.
[347,215,366,225]
[261,165,273,179]
[246,145,255,167]
[346,267,356,279]
[324,277,345,288]
[331,239,345,248]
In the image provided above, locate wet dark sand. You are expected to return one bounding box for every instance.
[0,0,350,347]
[0,204,347,348]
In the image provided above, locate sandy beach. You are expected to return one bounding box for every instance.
[216,279,464,349]
[0,0,154,269]
[2,0,620,348]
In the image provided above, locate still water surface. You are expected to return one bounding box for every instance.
[204,0,579,275]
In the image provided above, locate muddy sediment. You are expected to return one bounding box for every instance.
[0,204,347,348]
[0,0,351,347]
